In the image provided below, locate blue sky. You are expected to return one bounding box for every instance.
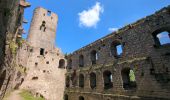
[23,0,170,54]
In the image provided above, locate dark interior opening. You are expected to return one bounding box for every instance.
[91,50,98,65]
[90,72,96,89]
[40,48,44,55]
[79,74,84,88]
[79,96,84,100]
[103,70,113,89]
[79,55,84,67]
[121,68,136,90]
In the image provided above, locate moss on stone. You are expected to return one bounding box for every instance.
[9,41,18,54]
[15,64,27,75]
[17,38,25,47]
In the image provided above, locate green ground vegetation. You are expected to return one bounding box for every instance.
[20,90,45,100]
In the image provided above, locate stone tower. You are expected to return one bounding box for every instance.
[19,7,66,100]
[27,7,58,50]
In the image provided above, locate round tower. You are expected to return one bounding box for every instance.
[27,7,58,50]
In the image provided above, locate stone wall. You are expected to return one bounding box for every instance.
[20,45,66,100]
[19,7,66,100]
[65,5,170,100]
[27,7,58,50]
[0,0,30,99]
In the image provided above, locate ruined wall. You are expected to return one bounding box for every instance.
[27,7,58,50]
[20,46,66,100]
[0,0,30,99]
[65,6,170,100]
[19,7,66,100]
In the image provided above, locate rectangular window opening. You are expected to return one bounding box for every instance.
[47,11,51,16]
[40,48,45,55]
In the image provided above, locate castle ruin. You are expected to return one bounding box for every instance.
[64,6,170,100]
[18,7,66,100]
[0,1,170,100]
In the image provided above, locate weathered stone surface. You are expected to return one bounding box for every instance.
[18,7,66,100]
[65,5,170,100]
[1,2,170,100]
[0,0,28,100]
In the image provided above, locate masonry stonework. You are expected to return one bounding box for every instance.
[18,7,66,100]
[0,2,170,100]
[27,7,58,50]
[0,0,30,100]
[64,6,170,100]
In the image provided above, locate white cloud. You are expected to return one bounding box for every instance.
[108,27,118,32]
[78,2,104,28]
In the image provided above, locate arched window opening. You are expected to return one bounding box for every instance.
[79,74,84,88]
[79,55,84,67]
[155,31,170,45]
[66,76,70,88]
[0,71,6,90]
[121,68,136,90]
[40,21,46,32]
[59,59,65,68]
[64,94,68,100]
[67,59,72,69]
[103,71,113,89]
[90,72,96,89]
[110,41,123,58]
[91,50,98,65]
[116,44,123,55]
[79,96,84,100]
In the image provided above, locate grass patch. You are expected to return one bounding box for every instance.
[20,90,45,100]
